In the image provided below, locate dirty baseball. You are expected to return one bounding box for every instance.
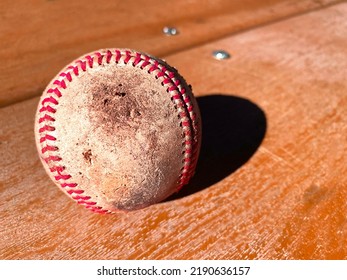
[35,49,201,214]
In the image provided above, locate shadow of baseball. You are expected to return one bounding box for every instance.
[166,93,267,201]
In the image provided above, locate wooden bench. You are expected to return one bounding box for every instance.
[1,0,346,259]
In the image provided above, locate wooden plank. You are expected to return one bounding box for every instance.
[0,0,342,107]
[1,3,347,259]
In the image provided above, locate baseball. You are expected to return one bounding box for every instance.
[35,49,201,214]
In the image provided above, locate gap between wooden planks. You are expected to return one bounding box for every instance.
[1,2,347,259]
[0,0,343,107]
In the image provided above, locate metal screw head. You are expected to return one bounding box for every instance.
[212,50,231,60]
[163,26,179,36]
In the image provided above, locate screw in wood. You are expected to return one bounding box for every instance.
[163,26,179,36]
[212,50,231,60]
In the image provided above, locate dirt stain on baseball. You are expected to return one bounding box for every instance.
[90,80,150,135]
[83,149,93,164]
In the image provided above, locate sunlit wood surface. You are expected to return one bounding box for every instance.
[0,0,341,107]
[1,0,346,259]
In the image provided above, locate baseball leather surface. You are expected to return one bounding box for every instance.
[35,49,201,214]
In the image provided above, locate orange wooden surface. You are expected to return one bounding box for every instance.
[0,0,341,107]
[1,1,347,259]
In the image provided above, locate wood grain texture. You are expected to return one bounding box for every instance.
[1,2,347,259]
[0,0,342,107]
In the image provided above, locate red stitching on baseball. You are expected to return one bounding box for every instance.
[39,114,55,123]
[115,50,121,63]
[124,50,131,64]
[40,134,56,143]
[66,189,83,194]
[41,145,58,153]
[76,60,87,71]
[67,66,79,76]
[156,71,165,78]
[162,74,199,185]
[142,56,198,187]
[54,174,71,181]
[39,106,56,113]
[59,72,72,82]
[50,166,65,172]
[53,79,67,89]
[43,155,62,163]
[77,200,97,206]
[140,59,150,69]
[163,79,171,85]
[94,52,103,65]
[87,206,102,209]
[168,85,177,91]
[87,206,109,214]
[47,88,62,98]
[42,96,59,106]
[39,125,55,133]
[38,49,199,213]
[133,52,142,66]
[149,61,159,72]
[106,50,112,63]
[72,195,91,201]
[85,55,94,68]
